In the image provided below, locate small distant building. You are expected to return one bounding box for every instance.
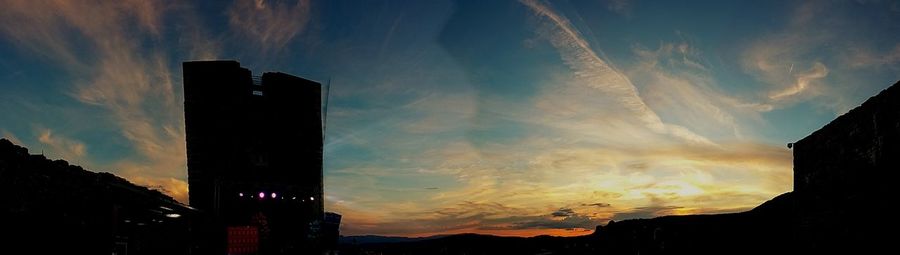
[322,212,343,250]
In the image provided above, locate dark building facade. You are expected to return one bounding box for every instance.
[183,60,325,254]
[0,139,196,255]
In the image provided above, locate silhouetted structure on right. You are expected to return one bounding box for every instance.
[791,81,900,252]
[322,212,343,253]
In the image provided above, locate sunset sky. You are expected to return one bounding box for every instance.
[2,0,900,237]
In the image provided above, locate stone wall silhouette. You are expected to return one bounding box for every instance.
[792,81,900,252]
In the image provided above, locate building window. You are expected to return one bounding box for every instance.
[252,90,264,96]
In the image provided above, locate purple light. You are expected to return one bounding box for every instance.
[271,192,277,198]
[259,192,265,198]
[239,192,244,197]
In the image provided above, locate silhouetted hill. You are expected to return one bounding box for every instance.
[0,138,195,255]
[340,235,449,245]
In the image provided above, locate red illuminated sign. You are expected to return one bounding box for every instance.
[227,226,259,255]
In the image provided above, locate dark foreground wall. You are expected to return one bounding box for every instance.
[792,81,900,252]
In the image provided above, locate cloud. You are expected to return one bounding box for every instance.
[737,0,900,113]
[228,0,311,53]
[612,205,683,221]
[35,127,88,164]
[583,202,611,207]
[742,34,829,107]
[551,208,575,217]
[625,40,789,140]
[401,93,478,134]
[170,3,222,60]
[486,208,606,231]
[332,199,604,236]
[845,43,900,69]
[520,0,712,145]
[511,214,603,230]
[125,176,190,204]
[1,130,24,146]
[768,62,828,100]
[605,0,633,16]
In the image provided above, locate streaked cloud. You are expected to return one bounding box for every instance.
[629,42,758,139]
[1,130,24,147]
[845,43,900,69]
[551,208,576,217]
[35,127,87,163]
[768,62,828,100]
[606,0,633,16]
[520,0,712,145]
[739,0,900,114]
[228,0,311,53]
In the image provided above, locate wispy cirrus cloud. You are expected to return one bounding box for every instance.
[767,62,828,100]
[35,127,87,163]
[0,0,189,202]
[228,0,311,53]
[520,0,712,145]
[742,33,831,107]
[1,130,24,147]
[845,43,900,69]
[605,0,633,16]
[627,41,783,140]
[739,1,900,114]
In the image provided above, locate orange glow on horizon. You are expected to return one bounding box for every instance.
[381,228,596,239]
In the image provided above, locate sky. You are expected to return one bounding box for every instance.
[1,0,900,237]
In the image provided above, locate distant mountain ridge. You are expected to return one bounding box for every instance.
[340,234,448,244]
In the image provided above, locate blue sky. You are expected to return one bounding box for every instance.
[2,0,899,237]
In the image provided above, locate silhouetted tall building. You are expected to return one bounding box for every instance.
[182,60,324,254]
